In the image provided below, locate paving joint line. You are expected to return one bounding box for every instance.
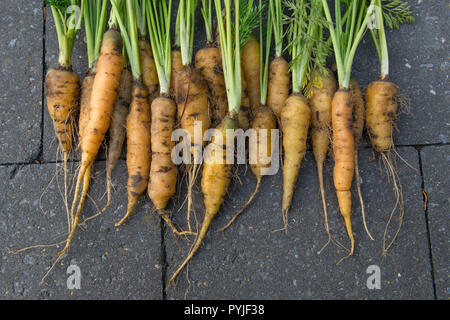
[416,146,438,299]
[39,1,47,164]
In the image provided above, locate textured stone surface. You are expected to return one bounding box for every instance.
[0,0,42,164]
[421,145,449,300]
[0,161,162,299]
[165,148,434,299]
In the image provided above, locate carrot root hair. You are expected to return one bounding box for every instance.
[59,165,92,257]
[354,150,374,241]
[219,176,261,232]
[168,213,214,285]
[380,151,404,257]
[157,209,197,237]
[115,194,139,227]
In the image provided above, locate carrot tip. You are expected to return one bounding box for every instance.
[115,196,139,227]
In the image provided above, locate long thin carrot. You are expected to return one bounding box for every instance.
[143,0,195,236]
[175,0,211,232]
[280,0,327,230]
[220,0,275,231]
[65,13,124,256]
[321,0,377,260]
[45,0,83,229]
[169,0,242,284]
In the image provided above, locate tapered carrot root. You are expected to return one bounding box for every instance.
[309,68,336,250]
[220,105,276,231]
[169,115,237,284]
[242,36,261,111]
[63,29,124,257]
[332,89,355,256]
[281,94,310,231]
[365,80,398,152]
[195,45,228,125]
[115,82,151,227]
[175,66,211,230]
[82,68,133,225]
[80,29,124,167]
[350,78,373,241]
[350,78,365,146]
[157,210,196,236]
[139,37,159,102]
[366,79,403,256]
[267,56,290,118]
[170,48,183,97]
[175,66,211,140]
[238,78,251,130]
[75,72,94,225]
[46,67,80,154]
[46,67,80,221]
[57,166,91,257]
[147,95,179,234]
[78,72,95,147]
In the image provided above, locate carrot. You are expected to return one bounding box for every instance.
[242,35,260,111]
[280,0,327,230]
[266,0,289,119]
[78,73,95,148]
[220,106,275,231]
[349,77,374,240]
[75,72,94,226]
[175,67,210,146]
[169,0,243,283]
[139,37,159,101]
[195,1,227,125]
[143,0,195,236]
[170,114,238,283]
[65,24,124,256]
[45,67,80,216]
[238,77,250,130]
[78,0,126,226]
[45,0,84,228]
[220,0,276,231]
[170,7,183,97]
[175,0,211,232]
[176,65,210,228]
[321,0,378,260]
[171,48,183,97]
[331,89,355,255]
[108,0,154,227]
[196,45,227,126]
[267,56,289,119]
[366,79,403,256]
[115,81,151,226]
[147,96,178,220]
[281,94,310,229]
[46,68,80,155]
[103,68,132,214]
[309,68,337,251]
[365,0,413,256]
[366,80,398,152]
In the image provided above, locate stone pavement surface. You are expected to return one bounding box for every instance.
[0,0,448,300]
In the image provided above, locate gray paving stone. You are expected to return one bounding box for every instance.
[421,145,449,300]
[165,147,433,299]
[352,1,449,146]
[0,0,42,164]
[0,161,162,299]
